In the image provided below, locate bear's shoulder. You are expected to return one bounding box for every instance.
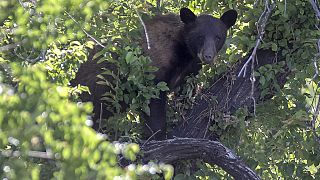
[146,14,181,26]
[143,14,184,49]
[142,14,185,79]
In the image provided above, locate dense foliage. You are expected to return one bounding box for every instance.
[0,0,319,179]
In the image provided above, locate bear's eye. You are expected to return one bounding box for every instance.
[216,36,221,42]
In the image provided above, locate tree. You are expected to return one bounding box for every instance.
[0,0,320,179]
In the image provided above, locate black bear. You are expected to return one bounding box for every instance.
[70,8,237,140]
[143,8,237,139]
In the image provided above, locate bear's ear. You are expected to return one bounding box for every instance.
[180,8,197,24]
[220,10,238,29]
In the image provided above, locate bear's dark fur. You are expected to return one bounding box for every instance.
[70,45,117,132]
[70,8,237,140]
[143,8,237,139]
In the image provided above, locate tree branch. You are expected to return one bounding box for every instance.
[134,7,151,49]
[1,150,54,159]
[0,39,27,52]
[142,138,260,180]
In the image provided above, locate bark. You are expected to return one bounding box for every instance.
[141,138,260,180]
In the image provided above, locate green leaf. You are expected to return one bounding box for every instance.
[259,76,266,86]
[125,52,134,64]
[123,143,139,161]
[157,82,169,91]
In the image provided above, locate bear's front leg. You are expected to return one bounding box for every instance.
[145,91,167,140]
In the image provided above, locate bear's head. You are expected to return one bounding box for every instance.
[180,8,237,64]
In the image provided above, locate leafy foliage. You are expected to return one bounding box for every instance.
[0,64,124,179]
[0,0,320,179]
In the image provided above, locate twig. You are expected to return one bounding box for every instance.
[0,39,27,52]
[134,8,151,49]
[237,0,276,77]
[237,39,261,77]
[203,109,213,138]
[250,52,257,116]
[98,102,103,132]
[1,150,54,159]
[65,11,105,48]
[284,0,287,15]
[141,129,161,147]
[237,0,275,117]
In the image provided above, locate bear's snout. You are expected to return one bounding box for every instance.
[198,51,216,64]
[198,49,216,64]
[203,51,214,63]
[199,39,217,64]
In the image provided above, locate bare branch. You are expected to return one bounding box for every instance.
[0,39,27,52]
[237,39,261,78]
[236,0,276,117]
[1,150,54,159]
[237,0,276,77]
[134,8,151,50]
[250,52,257,116]
[65,12,105,48]
[310,0,320,20]
[141,129,162,147]
[284,0,287,15]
